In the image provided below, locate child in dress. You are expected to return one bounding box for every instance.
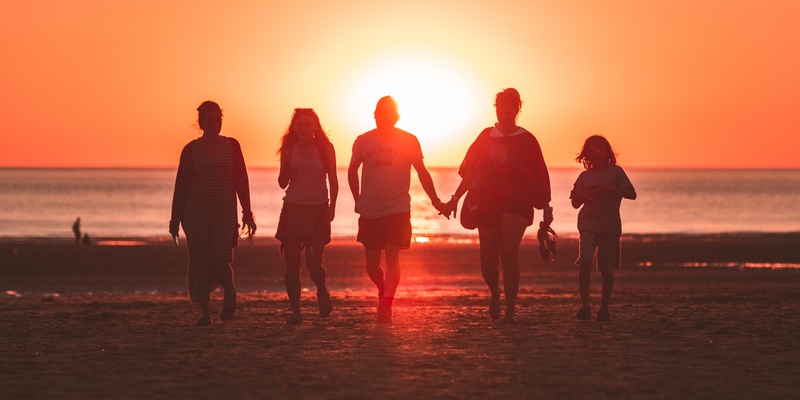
[570,135,636,322]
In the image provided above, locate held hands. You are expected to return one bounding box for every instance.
[444,197,458,219]
[433,197,458,220]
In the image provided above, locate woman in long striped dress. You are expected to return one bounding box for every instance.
[170,101,256,326]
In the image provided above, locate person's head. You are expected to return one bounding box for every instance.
[374,96,400,129]
[278,108,331,155]
[576,135,617,170]
[494,88,522,126]
[197,101,223,136]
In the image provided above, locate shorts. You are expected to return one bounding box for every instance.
[577,231,621,273]
[357,212,412,250]
[478,200,534,228]
[275,202,331,245]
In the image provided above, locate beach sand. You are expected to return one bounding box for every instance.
[1,234,799,399]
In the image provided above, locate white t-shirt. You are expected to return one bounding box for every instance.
[351,128,423,219]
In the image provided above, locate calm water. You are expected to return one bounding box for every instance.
[1,168,799,238]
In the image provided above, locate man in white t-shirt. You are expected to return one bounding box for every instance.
[348,96,447,324]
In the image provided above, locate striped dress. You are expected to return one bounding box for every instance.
[182,138,238,302]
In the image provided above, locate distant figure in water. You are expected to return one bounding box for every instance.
[72,217,81,244]
[570,135,637,322]
[276,108,338,324]
[82,233,90,245]
[348,96,448,324]
[444,88,553,323]
[169,101,256,326]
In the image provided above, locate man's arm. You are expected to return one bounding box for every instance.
[347,152,362,213]
[411,158,445,213]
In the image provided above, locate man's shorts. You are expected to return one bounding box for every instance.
[357,212,412,250]
[577,231,621,273]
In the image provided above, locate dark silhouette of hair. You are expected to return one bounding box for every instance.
[576,135,618,170]
[278,108,332,157]
[494,88,523,111]
[197,101,223,131]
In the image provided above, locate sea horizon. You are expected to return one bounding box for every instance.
[1,167,799,239]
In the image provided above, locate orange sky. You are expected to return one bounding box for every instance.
[2,1,799,168]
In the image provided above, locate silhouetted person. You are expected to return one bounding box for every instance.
[169,101,256,326]
[276,108,338,324]
[72,217,81,244]
[348,96,448,324]
[570,135,637,322]
[82,233,90,245]
[445,88,553,323]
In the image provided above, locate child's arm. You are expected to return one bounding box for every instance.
[598,184,636,200]
[570,186,595,209]
[619,185,637,200]
[570,189,583,209]
[613,167,637,200]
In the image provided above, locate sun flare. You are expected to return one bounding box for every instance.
[335,52,489,165]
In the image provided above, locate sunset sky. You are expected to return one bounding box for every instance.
[2,1,798,169]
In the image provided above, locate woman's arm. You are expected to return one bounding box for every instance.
[278,146,291,189]
[169,142,193,236]
[231,139,256,234]
[325,143,339,221]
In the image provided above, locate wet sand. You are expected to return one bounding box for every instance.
[1,234,799,399]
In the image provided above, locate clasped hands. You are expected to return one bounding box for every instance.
[433,197,458,220]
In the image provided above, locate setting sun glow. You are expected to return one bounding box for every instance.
[2,1,799,168]
[334,51,489,161]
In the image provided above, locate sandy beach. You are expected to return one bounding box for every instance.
[1,234,799,399]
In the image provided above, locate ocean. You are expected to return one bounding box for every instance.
[1,168,799,239]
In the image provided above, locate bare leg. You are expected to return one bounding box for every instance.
[498,212,528,322]
[578,258,593,309]
[364,248,385,297]
[218,261,237,321]
[283,240,303,316]
[306,242,328,291]
[383,245,401,300]
[307,242,331,317]
[372,246,401,323]
[599,271,614,312]
[478,226,501,319]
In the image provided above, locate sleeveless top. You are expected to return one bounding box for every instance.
[283,143,329,205]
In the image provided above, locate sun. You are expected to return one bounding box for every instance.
[333,51,490,166]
